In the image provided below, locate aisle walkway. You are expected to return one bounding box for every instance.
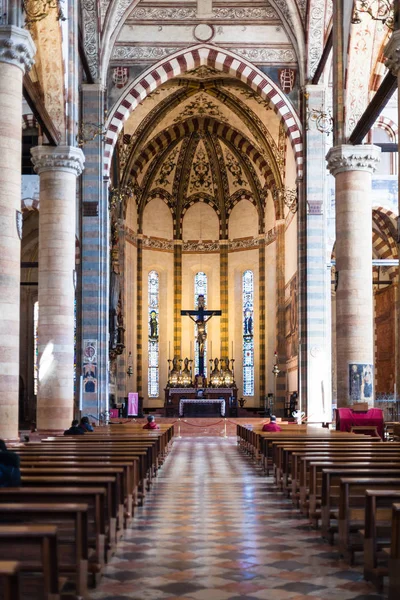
[90,438,384,600]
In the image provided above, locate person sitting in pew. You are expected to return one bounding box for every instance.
[262,415,282,432]
[143,415,160,430]
[78,416,94,432]
[0,440,21,487]
[64,419,85,436]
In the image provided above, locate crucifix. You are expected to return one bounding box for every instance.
[181,294,221,377]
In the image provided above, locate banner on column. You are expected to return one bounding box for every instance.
[83,339,97,394]
[349,363,373,403]
[128,392,139,416]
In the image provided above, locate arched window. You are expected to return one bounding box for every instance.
[148,271,159,397]
[33,300,39,395]
[194,271,207,376]
[243,270,254,396]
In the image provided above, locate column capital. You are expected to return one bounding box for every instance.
[326,144,381,177]
[384,30,400,75]
[0,25,35,72]
[31,146,85,177]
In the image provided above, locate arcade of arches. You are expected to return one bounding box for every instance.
[1,1,400,438]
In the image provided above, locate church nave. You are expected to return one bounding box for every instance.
[89,438,384,600]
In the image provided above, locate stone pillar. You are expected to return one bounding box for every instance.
[275,219,286,413]
[384,31,400,407]
[30,146,85,431]
[80,84,109,419]
[0,26,35,440]
[326,145,380,407]
[302,85,332,421]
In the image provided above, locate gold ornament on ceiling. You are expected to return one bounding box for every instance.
[225,152,249,189]
[189,147,213,194]
[174,93,227,123]
[155,147,180,187]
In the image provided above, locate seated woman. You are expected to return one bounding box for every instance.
[143,415,160,430]
[0,439,21,487]
[262,415,282,432]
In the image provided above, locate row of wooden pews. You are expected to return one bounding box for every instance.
[0,423,174,600]
[237,422,400,599]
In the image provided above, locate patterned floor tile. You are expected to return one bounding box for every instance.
[88,438,387,600]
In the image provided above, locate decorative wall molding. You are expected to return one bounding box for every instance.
[81,0,99,80]
[233,47,296,63]
[307,0,325,78]
[183,240,220,253]
[112,45,296,64]
[128,5,279,21]
[112,45,180,61]
[142,235,174,252]
[384,30,400,75]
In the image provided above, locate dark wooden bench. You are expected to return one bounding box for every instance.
[389,503,400,600]
[0,487,106,576]
[0,503,89,597]
[337,477,400,562]
[363,489,400,587]
[0,524,63,600]
[0,561,21,600]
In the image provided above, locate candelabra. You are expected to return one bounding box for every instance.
[77,112,108,147]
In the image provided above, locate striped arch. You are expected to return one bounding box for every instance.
[375,116,398,142]
[226,190,258,216]
[21,197,39,212]
[373,206,398,281]
[129,117,277,190]
[104,44,302,178]
[181,193,221,220]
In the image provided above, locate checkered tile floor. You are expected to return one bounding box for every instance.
[89,437,385,600]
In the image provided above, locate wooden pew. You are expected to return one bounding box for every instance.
[20,474,119,551]
[20,457,139,521]
[300,459,400,519]
[363,489,400,587]
[0,561,21,600]
[0,487,106,576]
[0,524,63,600]
[0,503,89,598]
[321,469,400,541]
[389,503,400,600]
[338,477,400,562]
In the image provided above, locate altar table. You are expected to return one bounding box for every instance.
[179,398,226,417]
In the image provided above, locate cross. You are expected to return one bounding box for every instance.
[181,294,221,376]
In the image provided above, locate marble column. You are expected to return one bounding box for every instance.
[0,26,35,440]
[326,145,380,407]
[30,146,85,431]
[384,31,400,403]
[80,84,109,419]
[302,85,331,421]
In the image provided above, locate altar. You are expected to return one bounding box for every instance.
[165,388,237,417]
[179,398,225,417]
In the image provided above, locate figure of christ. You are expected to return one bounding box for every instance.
[181,294,221,376]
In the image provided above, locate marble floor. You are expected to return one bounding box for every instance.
[89,437,385,600]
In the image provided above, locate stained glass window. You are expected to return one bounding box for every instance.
[33,300,39,396]
[148,271,159,397]
[243,270,254,396]
[194,271,207,376]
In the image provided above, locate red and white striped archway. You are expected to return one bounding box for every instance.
[104,44,303,178]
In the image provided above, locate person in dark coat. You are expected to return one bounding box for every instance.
[64,420,85,436]
[0,439,21,487]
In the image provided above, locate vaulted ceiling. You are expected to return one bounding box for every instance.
[116,67,290,227]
